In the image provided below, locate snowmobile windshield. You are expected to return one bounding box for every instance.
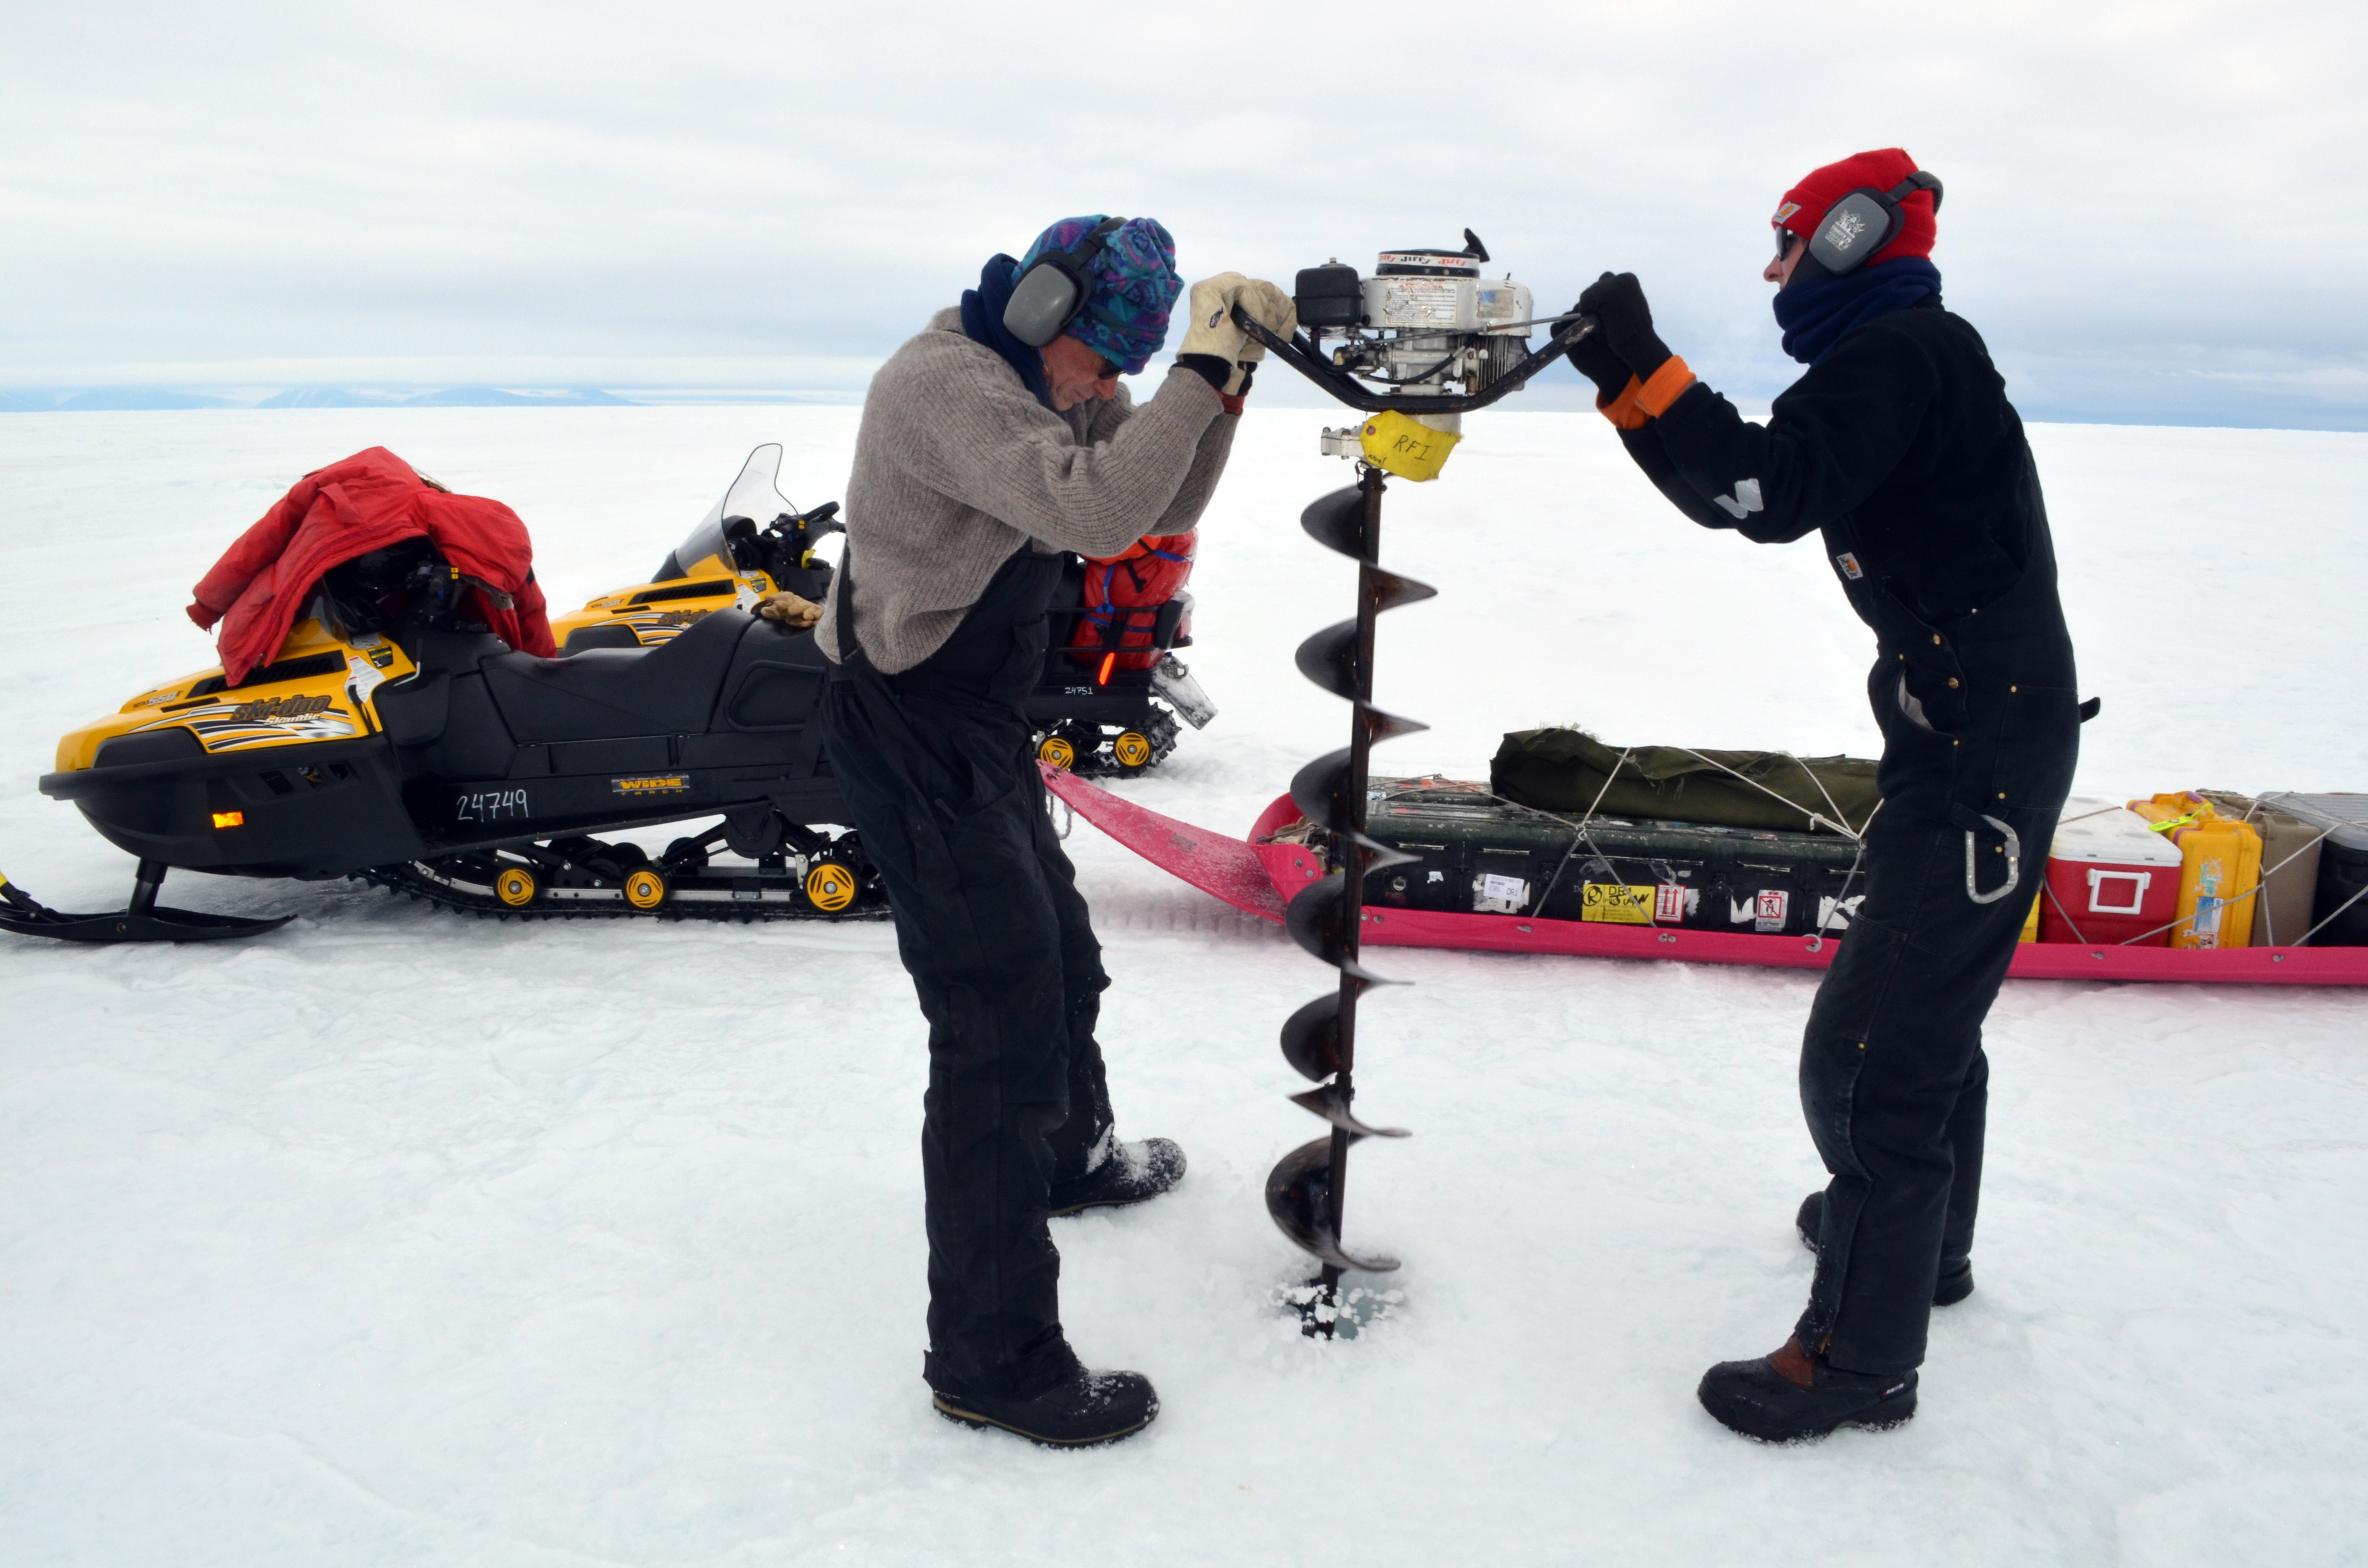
[672,443,797,576]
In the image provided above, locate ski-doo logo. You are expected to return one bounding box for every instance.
[611,774,691,796]
[232,693,334,723]
[1822,208,1869,252]
[1713,478,1764,520]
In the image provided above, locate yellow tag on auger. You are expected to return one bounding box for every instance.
[1358,410,1462,482]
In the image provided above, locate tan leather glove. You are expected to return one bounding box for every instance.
[1224,278,1298,395]
[1176,272,1253,362]
[757,589,822,628]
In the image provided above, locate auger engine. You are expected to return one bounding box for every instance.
[1249,230,1562,482]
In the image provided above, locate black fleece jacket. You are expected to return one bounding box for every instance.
[1618,296,2038,626]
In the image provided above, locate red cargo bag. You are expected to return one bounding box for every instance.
[1069,529,1194,674]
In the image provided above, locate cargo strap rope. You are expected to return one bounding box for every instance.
[1511,743,1875,921]
[1809,798,1885,949]
[1440,744,1879,935]
[1668,746,1872,840]
[1526,746,1645,922]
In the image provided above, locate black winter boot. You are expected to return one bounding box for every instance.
[1049,1137,1186,1217]
[932,1366,1159,1447]
[1796,1190,1974,1306]
[1697,1338,1917,1442]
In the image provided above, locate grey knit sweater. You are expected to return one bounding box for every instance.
[818,306,1237,674]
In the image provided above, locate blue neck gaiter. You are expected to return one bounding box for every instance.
[1773,257,1943,366]
[960,254,1055,410]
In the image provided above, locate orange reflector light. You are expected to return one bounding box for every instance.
[1096,652,1116,686]
[210,810,245,829]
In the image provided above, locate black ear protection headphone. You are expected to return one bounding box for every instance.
[1791,171,1944,275]
[1003,215,1126,348]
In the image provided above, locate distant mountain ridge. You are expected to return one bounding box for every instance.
[1,386,637,412]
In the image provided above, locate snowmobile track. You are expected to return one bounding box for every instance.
[354,861,890,925]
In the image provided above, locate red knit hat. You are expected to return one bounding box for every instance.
[1772,147,1937,267]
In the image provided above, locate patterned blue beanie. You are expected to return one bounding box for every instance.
[1016,215,1180,376]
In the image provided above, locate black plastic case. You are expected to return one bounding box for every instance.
[1343,779,1867,939]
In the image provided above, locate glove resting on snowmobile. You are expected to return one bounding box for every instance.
[757,589,822,628]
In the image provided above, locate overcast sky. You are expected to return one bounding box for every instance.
[3,0,2362,425]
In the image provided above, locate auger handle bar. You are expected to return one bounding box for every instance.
[1231,304,1600,415]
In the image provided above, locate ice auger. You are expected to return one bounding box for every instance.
[1240,237,1595,1330]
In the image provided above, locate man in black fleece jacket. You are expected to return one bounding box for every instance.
[1569,148,2081,1441]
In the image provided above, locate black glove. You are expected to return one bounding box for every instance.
[1577,271,1674,380]
[1562,285,1634,404]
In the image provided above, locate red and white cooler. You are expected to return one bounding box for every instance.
[2039,797,2184,946]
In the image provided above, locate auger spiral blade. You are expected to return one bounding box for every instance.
[1358,705,1431,746]
[1300,486,1371,563]
[1289,741,1423,834]
[1285,875,1398,983]
[1288,1082,1411,1139]
[1279,992,1348,1083]
[1289,747,1358,832]
[1293,620,1363,702]
[1365,568,1438,614]
[1293,585,1437,701]
[1266,1136,1401,1274]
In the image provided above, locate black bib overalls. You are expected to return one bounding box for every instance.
[819,547,1116,1400]
[1798,449,2079,1373]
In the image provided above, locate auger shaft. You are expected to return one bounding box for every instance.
[1320,466,1390,1302]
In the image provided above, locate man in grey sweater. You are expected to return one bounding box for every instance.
[816,214,1294,1447]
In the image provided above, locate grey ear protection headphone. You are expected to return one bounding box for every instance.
[1798,171,1944,275]
[1003,216,1126,347]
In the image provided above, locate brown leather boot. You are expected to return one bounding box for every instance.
[1698,1336,1918,1441]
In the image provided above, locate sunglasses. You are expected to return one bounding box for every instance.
[1773,228,1803,263]
[1095,355,1123,379]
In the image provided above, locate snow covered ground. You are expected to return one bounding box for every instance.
[3,405,2366,1566]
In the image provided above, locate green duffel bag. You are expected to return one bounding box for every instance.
[1490,727,1880,836]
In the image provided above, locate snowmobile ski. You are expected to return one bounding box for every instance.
[0,864,291,943]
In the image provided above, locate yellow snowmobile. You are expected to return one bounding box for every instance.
[6,446,877,942]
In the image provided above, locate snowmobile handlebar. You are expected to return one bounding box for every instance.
[1231,304,1600,415]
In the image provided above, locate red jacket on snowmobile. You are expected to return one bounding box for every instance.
[187,446,555,684]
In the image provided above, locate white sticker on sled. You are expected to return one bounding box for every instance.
[1474,872,1529,914]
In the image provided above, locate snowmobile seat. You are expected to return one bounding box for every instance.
[716,616,830,732]
[561,622,643,654]
[481,608,752,742]
[408,628,518,675]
